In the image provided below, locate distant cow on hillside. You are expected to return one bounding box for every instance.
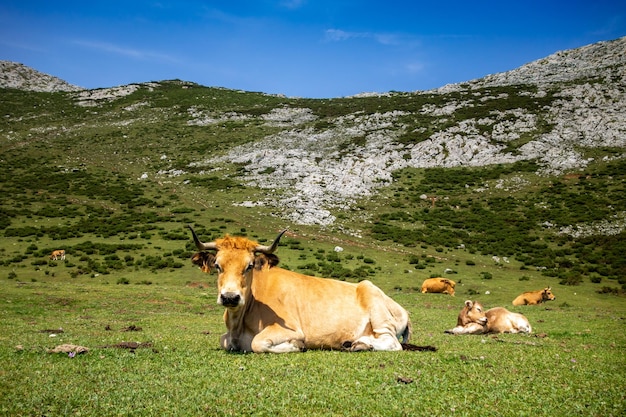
[421,278,456,296]
[49,250,65,261]
[512,287,555,306]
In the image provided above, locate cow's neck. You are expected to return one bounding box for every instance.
[223,294,255,351]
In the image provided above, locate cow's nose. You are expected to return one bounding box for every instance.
[220,292,241,307]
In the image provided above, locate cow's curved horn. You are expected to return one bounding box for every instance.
[255,228,288,254]
[188,225,217,251]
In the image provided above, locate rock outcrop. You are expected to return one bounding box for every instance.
[2,37,624,226]
[0,61,83,92]
[195,37,626,224]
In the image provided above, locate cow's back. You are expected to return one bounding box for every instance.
[421,277,455,296]
[486,307,531,333]
[512,291,540,305]
[250,268,409,350]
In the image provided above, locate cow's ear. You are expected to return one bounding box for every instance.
[464,300,473,308]
[191,252,204,267]
[254,255,265,270]
[204,253,216,272]
[254,253,280,270]
[266,253,279,268]
[191,252,215,271]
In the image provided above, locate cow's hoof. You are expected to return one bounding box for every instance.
[290,339,306,351]
[349,341,373,352]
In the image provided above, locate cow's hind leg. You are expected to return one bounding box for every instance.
[251,325,305,353]
[352,280,406,351]
[351,333,402,351]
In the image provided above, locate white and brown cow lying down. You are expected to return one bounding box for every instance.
[421,277,456,296]
[512,287,556,306]
[189,226,413,353]
[445,300,532,335]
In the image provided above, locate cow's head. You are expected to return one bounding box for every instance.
[189,226,287,309]
[458,300,487,327]
[542,287,556,301]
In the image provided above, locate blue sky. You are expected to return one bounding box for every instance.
[1,1,625,98]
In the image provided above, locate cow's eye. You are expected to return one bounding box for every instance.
[245,262,254,272]
[214,263,222,273]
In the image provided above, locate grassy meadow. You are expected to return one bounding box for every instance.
[1,83,625,416]
[1,228,625,416]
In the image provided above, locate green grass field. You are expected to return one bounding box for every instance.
[1,82,625,416]
[1,238,624,416]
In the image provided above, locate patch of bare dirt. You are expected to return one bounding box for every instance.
[99,341,153,350]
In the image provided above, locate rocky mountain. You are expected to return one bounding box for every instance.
[0,60,83,92]
[1,37,625,228]
[193,37,626,225]
[440,36,626,90]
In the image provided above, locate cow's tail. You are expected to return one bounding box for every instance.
[400,319,438,352]
[401,319,412,344]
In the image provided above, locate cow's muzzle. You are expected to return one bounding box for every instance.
[219,292,242,307]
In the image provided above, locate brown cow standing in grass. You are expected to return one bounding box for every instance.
[512,287,555,306]
[445,300,532,335]
[49,250,65,260]
[189,226,412,353]
[421,277,456,296]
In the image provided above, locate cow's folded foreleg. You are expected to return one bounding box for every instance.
[251,326,305,353]
[444,323,486,335]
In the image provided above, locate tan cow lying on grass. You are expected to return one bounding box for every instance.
[189,226,414,353]
[445,300,532,335]
[512,287,555,306]
[421,277,456,296]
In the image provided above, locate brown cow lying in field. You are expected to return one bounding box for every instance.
[512,287,555,306]
[421,277,456,296]
[445,300,532,334]
[189,226,413,353]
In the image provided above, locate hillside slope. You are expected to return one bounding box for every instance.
[188,36,626,225]
[0,37,624,286]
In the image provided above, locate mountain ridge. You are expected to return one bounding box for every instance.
[2,36,624,96]
[1,37,625,228]
[436,36,626,92]
[0,60,84,92]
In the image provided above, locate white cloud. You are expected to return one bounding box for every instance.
[72,40,179,63]
[405,61,425,73]
[324,29,363,42]
[324,29,413,47]
[0,39,45,52]
[280,0,307,9]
